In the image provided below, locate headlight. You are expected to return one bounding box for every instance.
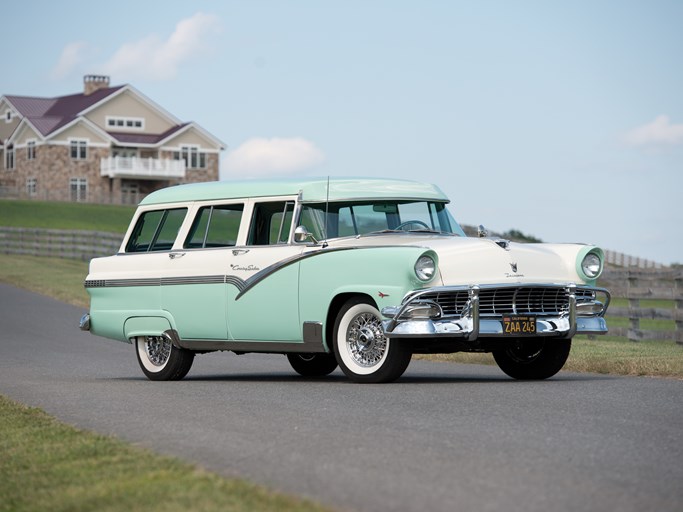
[581,252,602,279]
[415,255,436,282]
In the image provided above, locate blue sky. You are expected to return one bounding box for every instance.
[3,0,682,264]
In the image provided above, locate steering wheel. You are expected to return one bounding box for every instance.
[395,220,431,231]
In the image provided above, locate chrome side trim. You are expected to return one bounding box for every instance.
[85,275,233,288]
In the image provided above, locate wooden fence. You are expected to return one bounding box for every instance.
[599,269,683,344]
[0,227,122,261]
[604,250,665,269]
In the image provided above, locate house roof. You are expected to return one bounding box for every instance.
[5,86,125,136]
[2,82,224,149]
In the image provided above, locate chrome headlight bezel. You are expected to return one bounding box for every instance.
[415,254,436,282]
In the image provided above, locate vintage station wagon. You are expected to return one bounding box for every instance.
[80,177,610,383]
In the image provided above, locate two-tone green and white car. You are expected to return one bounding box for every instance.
[80,177,610,383]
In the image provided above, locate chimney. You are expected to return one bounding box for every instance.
[83,75,110,95]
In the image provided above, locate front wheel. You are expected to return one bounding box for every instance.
[493,339,571,380]
[333,298,412,383]
[287,353,338,377]
[135,335,194,381]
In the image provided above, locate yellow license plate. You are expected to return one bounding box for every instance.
[503,315,536,335]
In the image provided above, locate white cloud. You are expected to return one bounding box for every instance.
[625,115,683,147]
[223,137,326,177]
[100,12,220,81]
[51,41,90,80]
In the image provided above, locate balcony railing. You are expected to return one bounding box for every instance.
[100,156,186,180]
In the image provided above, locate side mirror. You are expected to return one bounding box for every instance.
[294,225,319,244]
[477,225,488,238]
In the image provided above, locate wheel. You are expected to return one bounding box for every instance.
[287,353,338,377]
[135,335,195,381]
[333,298,412,383]
[395,220,430,231]
[493,339,571,380]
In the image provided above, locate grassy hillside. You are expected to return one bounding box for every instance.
[0,199,134,233]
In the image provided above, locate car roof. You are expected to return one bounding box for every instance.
[139,177,450,205]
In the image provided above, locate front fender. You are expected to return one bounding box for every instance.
[298,246,438,335]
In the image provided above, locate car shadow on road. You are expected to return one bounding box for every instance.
[107,371,613,384]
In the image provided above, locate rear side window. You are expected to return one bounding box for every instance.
[184,204,244,248]
[126,208,187,252]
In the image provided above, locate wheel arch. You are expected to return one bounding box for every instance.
[124,315,174,342]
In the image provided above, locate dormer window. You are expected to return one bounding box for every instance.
[106,116,144,131]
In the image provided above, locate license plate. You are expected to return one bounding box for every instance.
[503,315,536,335]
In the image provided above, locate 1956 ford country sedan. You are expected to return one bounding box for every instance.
[80,177,610,383]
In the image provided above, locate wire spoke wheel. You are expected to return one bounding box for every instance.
[135,335,194,381]
[333,298,411,383]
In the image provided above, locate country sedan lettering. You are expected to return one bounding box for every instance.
[80,178,610,383]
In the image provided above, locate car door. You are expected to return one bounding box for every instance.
[226,198,305,342]
[161,202,244,341]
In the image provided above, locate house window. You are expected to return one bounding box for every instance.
[5,110,12,123]
[174,146,206,169]
[27,140,36,160]
[106,116,144,130]
[70,178,87,202]
[5,146,14,169]
[70,140,87,160]
[26,178,37,197]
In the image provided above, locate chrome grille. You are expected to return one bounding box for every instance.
[419,287,595,317]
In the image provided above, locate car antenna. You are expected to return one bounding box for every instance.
[322,176,330,248]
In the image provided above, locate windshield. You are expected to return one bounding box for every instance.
[299,200,465,240]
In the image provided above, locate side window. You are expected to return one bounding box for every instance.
[185,204,244,248]
[248,201,295,245]
[126,208,187,253]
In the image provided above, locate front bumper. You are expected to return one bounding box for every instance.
[381,283,609,340]
[79,313,91,331]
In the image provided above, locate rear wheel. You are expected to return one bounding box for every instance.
[135,335,194,381]
[287,353,338,377]
[493,339,571,380]
[333,298,411,383]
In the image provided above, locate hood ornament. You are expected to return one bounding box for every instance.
[510,262,518,273]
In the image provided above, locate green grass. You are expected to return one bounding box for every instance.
[0,395,331,512]
[0,254,89,308]
[0,199,133,232]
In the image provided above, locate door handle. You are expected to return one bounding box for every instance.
[232,249,250,256]
[169,252,186,260]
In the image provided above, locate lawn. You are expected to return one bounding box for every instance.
[0,395,330,512]
[0,199,133,233]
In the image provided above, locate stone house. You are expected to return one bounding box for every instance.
[0,75,225,204]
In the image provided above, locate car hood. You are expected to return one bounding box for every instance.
[328,234,589,285]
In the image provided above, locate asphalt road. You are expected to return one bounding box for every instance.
[1,283,682,512]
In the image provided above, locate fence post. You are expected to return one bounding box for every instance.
[627,272,640,342]
[676,275,683,346]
